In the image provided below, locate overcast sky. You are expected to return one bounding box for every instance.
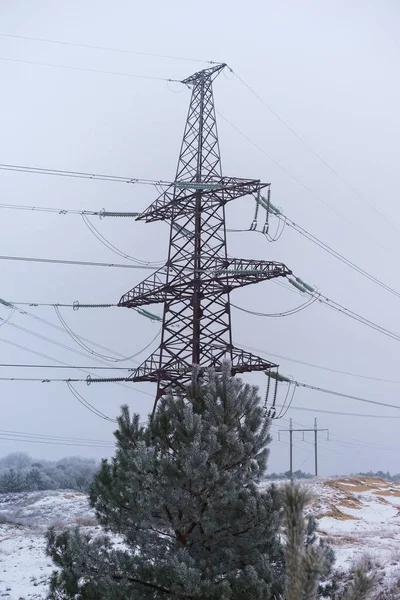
[0,0,399,476]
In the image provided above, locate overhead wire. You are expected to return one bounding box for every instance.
[66,381,118,423]
[0,56,183,83]
[294,380,400,411]
[231,295,317,318]
[0,428,114,445]
[0,163,173,186]
[231,69,400,237]
[273,403,400,419]
[217,111,395,257]
[0,202,104,215]
[54,304,161,362]
[0,433,113,448]
[0,32,220,65]
[241,342,400,385]
[0,363,135,370]
[0,306,157,395]
[0,335,153,397]
[1,301,151,364]
[240,276,400,345]
[80,213,165,266]
[274,211,400,301]
[0,254,164,269]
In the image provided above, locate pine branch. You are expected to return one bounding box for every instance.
[342,561,377,600]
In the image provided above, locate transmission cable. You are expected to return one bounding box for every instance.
[293,380,400,411]
[0,56,183,83]
[1,312,160,374]
[1,301,151,364]
[0,427,114,445]
[80,213,164,266]
[273,403,400,419]
[240,277,400,345]
[231,295,317,318]
[0,163,173,186]
[274,211,400,300]
[240,342,400,385]
[66,381,117,423]
[0,202,105,215]
[0,363,135,370]
[0,433,114,448]
[0,32,219,65]
[54,304,161,362]
[0,254,164,269]
[217,111,394,258]
[232,69,400,236]
[0,336,153,397]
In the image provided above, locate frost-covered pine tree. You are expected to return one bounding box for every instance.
[282,484,376,600]
[46,363,285,599]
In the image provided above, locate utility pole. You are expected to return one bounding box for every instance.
[279,419,329,478]
[114,64,291,411]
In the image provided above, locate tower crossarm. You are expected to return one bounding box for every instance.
[136,178,270,223]
[119,258,291,308]
[121,347,277,387]
[118,267,167,307]
[211,258,292,290]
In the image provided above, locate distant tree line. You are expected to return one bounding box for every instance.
[354,470,400,481]
[0,452,99,493]
[265,470,314,481]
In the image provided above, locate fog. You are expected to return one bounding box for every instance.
[0,1,399,476]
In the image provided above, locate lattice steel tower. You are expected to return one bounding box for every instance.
[119,64,291,410]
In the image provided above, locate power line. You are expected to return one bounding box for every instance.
[0,56,183,83]
[0,363,134,370]
[240,279,400,346]
[241,342,400,385]
[295,380,400,411]
[66,381,117,422]
[276,213,400,300]
[0,32,219,65]
[274,403,400,419]
[1,301,154,365]
[234,209,400,303]
[0,163,173,186]
[0,335,153,397]
[231,296,317,318]
[232,70,400,237]
[0,434,113,448]
[0,202,103,215]
[0,305,158,395]
[0,428,114,445]
[0,254,163,269]
[80,213,165,267]
[54,305,161,363]
[1,361,399,413]
[3,318,136,365]
[218,111,394,258]
[0,376,89,382]
[7,302,117,308]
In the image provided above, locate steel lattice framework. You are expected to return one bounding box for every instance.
[119,64,291,409]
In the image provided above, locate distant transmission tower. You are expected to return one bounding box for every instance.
[119,64,291,410]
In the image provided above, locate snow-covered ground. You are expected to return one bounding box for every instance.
[0,491,96,599]
[300,477,400,593]
[2,478,400,598]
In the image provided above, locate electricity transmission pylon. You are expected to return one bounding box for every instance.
[119,63,291,410]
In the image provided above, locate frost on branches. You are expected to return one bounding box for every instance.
[46,364,285,599]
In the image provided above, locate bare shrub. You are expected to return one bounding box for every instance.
[74,516,97,527]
